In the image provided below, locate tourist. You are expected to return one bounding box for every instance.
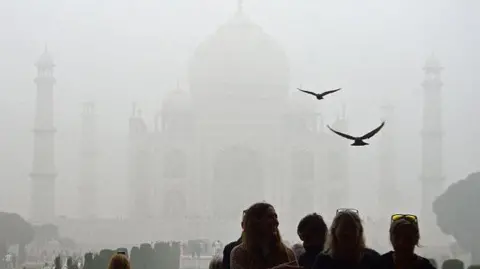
[297,213,328,269]
[379,214,435,269]
[312,209,379,269]
[223,210,246,269]
[108,254,130,269]
[291,243,305,260]
[230,202,300,269]
[210,255,223,269]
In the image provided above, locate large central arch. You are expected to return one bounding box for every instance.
[213,146,264,220]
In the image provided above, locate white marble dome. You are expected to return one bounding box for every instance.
[188,11,289,97]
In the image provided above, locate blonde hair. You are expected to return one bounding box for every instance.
[108,254,130,269]
[242,202,289,264]
[326,211,365,261]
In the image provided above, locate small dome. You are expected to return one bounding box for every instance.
[35,47,54,68]
[189,11,289,96]
[162,87,192,113]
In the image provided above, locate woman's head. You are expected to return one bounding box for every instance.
[243,202,281,249]
[208,255,223,269]
[389,217,420,254]
[297,213,328,248]
[328,211,365,258]
[108,254,130,269]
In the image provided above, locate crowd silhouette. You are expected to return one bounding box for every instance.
[214,202,436,269]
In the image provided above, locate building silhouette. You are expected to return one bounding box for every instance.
[420,55,445,241]
[30,47,57,223]
[126,5,334,240]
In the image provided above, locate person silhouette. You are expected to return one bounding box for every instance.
[230,202,301,269]
[223,210,246,269]
[312,210,380,269]
[379,214,435,269]
[296,213,328,269]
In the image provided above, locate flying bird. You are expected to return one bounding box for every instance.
[297,87,341,100]
[327,121,385,146]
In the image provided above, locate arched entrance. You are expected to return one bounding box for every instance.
[162,149,188,217]
[162,149,187,179]
[213,146,263,220]
[163,189,187,218]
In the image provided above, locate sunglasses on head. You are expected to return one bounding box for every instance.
[391,214,418,223]
[336,208,359,214]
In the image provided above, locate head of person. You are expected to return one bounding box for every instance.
[209,255,223,269]
[297,213,328,248]
[327,210,365,260]
[291,243,305,258]
[242,202,282,251]
[108,254,130,269]
[389,214,420,255]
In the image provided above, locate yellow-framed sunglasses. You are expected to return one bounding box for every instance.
[336,208,359,214]
[391,214,418,223]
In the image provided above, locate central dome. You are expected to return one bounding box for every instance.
[188,11,289,97]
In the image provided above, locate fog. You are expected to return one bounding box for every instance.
[0,0,479,243]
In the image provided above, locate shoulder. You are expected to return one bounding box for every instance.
[230,244,249,269]
[364,248,381,258]
[379,251,394,259]
[230,244,248,259]
[224,241,239,252]
[418,256,437,269]
[313,253,332,265]
[284,246,297,262]
[378,251,394,266]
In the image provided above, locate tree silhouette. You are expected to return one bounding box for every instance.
[433,172,480,263]
[0,212,34,266]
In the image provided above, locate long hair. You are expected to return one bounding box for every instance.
[242,202,288,260]
[326,211,366,261]
[108,254,130,269]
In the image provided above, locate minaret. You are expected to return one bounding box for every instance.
[420,55,444,236]
[128,105,150,219]
[78,102,97,218]
[378,104,397,216]
[30,47,57,223]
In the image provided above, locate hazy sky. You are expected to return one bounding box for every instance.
[0,0,478,217]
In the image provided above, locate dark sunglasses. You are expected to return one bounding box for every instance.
[391,214,418,223]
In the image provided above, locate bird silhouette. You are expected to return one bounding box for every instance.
[297,87,341,100]
[327,121,385,146]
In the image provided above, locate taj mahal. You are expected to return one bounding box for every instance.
[28,3,445,248]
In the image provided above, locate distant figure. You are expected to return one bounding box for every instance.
[54,256,62,269]
[291,243,305,260]
[212,240,223,256]
[327,121,385,146]
[209,255,223,269]
[379,214,435,269]
[108,254,130,269]
[222,211,246,269]
[312,210,380,269]
[230,202,300,269]
[297,87,341,100]
[297,213,328,269]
